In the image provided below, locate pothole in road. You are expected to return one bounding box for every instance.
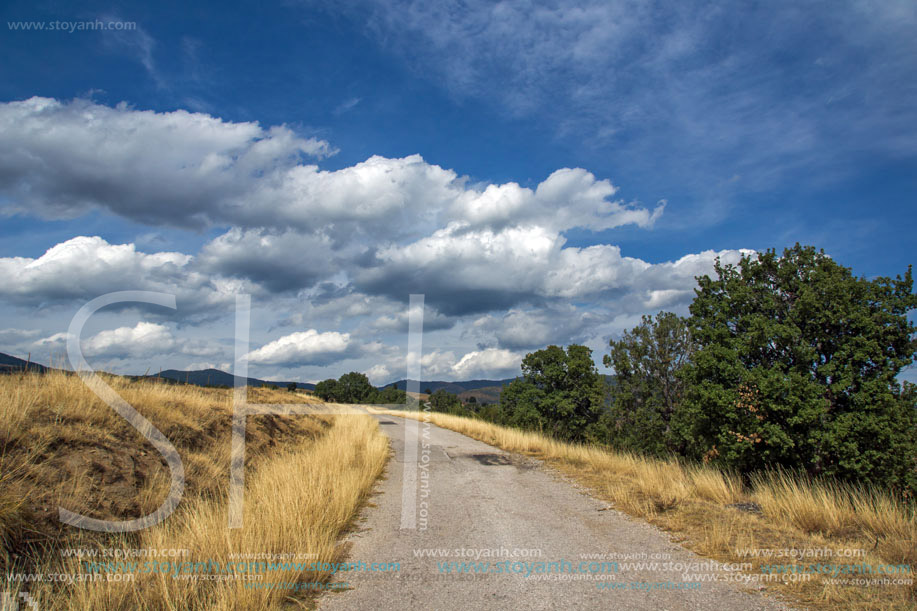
[467,453,514,466]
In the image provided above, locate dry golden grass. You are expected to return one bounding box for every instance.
[52,414,388,611]
[373,408,916,610]
[1,371,389,610]
[750,472,917,566]
[1,371,325,556]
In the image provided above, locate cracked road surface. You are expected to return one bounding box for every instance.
[318,413,792,611]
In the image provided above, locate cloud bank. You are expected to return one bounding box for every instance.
[0,97,752,380]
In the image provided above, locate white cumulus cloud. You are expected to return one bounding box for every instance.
[58,322,177,358]
[366,363,391,384]
[0,235,253,313]
[0,97,333,227]
[420,350,458,377]
[246,329,352,366]
[0,98,663,243]
[452,348,523,379]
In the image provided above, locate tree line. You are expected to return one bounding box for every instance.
[312,373,484,414]
[314,372,409,404]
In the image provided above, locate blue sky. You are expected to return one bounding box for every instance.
[1,0,915,383]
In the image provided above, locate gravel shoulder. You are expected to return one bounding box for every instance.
[318,413,794,611]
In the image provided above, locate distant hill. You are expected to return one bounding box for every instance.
[457,386,504,404]
[1,351,609,396]
[0,352,49,374]
[0,353,314,390]
[385,378,518,394]
[146,368,315,390]
[394,375,617,405]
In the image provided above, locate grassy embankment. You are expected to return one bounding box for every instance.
[372,407,915,610]
[0,371,388,610]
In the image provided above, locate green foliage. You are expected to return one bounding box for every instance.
[370,385,408,405]
[429,389,467,415]
[336,372,374,403]
[314,378,342,402]
[500,344,607,441]
[673,244,917,495]
[314,372,407,405]
[287,382,297,392]
[603,311,693,456]
[475,403,505,424]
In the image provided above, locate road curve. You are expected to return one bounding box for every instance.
[318,413,792,611]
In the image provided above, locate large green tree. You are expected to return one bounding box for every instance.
[336,371,375,403]
[315,372,377,403]
[604,311,694,456]
[500,344,606,441]
[314,378,342,402]
[673,244,917,493]
[315,373,407,404]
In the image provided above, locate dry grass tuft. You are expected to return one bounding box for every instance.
[688,465,744,505]
[751,470,917,569]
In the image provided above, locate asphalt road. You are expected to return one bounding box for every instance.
[318,413,792,611]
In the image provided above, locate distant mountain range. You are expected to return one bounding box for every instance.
[383,378,520,405]
[384,378,518,394]
[1,351,610,400]
[0,352,314,390]
[385,376,614,393]
[144,368,315,390]
[0,352,512,393]
[385,375,616,404]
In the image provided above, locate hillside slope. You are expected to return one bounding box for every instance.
[148,367,316,390]
[0,351,48,373]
